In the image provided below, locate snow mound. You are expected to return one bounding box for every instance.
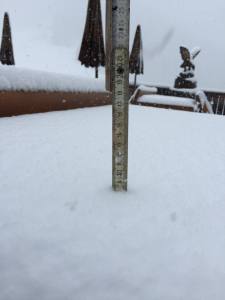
[0,65,105,92]
[138,94,197,109]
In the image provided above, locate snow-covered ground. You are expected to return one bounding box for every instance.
[0,106,225,300]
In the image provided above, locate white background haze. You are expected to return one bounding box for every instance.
[1,0,225,89]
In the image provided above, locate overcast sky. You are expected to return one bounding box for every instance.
[1,0,225,89]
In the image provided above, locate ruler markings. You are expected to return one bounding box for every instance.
[112,0,130,191]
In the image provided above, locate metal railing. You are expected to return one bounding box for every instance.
[204,91,225,115]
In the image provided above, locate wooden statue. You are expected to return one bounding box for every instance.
[174,46,201,89]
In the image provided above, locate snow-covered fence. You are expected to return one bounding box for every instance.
[130,84,224,115]
[156,86,224,115]
[130,85,196,112]
[204,90,225,115]
[0,66,111,117]
[0,90,111,117]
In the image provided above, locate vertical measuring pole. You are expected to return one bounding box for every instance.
[112,0,130,191]
[105,0,112,91]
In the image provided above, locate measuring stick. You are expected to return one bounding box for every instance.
[112,0,130,191]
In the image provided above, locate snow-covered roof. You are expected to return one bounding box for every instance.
[0,65,105,92]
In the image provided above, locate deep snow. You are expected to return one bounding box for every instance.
[0,65,104,92]
[0,106,225,300]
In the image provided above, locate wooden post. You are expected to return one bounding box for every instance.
[105,0,112,91]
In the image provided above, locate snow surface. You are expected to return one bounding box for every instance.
[0,106,225,300]
[138,85,158,94]
[0,65,104,92]
[138,94,196,108]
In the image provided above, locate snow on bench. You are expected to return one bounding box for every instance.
[138,85,158,94]
[0,65,105,93]
[131,85,214,114]
[138,94,197,110]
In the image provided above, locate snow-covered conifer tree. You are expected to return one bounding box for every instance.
[78,0,105,79]
[0,12,15,65]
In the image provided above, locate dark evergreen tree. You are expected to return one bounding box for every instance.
[78,0,105,79]
[0,12,15,65]
[129,25,144,88]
